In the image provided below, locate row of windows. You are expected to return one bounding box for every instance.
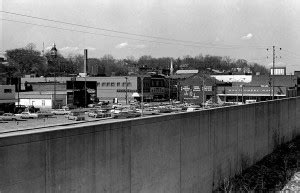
[4,89,12,93]
[228,89,272,92]
[100,82,132,87]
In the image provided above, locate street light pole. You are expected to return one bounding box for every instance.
[141,76,144,116]
[73,77,75,105]
[125,77,128,105]
[54,73,57,109]
[17,77,20,106]
[241,85,244,104]
[202,77,205,109]
[169,77,171,103]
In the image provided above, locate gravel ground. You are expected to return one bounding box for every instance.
[215,136,300,192]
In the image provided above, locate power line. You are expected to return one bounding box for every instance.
[281,49,300,59]
[1,10,267,49]
[2,18,267,50]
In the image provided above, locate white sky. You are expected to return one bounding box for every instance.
[1,0,300,73]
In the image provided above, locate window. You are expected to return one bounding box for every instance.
[42,100,45,106]
[106,82,110,86]
[4,89,12,93]
[102,82,106,87]
[117,82,120,87]
[111,82,115,87]
[127,82,132,87]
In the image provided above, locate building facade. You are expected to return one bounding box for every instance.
[216,74,298,103]
[179,74,218,105]
[17,91,67,109]
[0,85,17,112]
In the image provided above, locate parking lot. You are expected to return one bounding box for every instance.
[0,103,215,134]
[0,111,173,134]
[0,114,114,133]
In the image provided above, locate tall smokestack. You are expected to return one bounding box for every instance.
[170,59,174,75]
[84,49,88,75]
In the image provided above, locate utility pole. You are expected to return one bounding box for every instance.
[50,43,58,109]
[272,45,275,100]
[267,46,281,100]
[84,76,87,107]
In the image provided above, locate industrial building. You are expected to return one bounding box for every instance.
[0,85,17,113]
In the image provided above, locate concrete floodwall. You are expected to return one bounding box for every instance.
[0,97,299,193]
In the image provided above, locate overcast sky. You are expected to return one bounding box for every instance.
[1,0,300,73]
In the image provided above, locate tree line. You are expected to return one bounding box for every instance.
[1,43,269,77]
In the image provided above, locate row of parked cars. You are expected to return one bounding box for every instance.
[0,111,55,122]
[0,101,210,123]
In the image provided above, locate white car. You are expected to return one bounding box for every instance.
[15,112,39,119]
[112,103,122,109]
[0,113,19,121]
[51,109,71,115]
[186,105,201,112]
[137,108,160,115]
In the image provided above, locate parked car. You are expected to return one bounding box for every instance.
[0,113,19,121]
[65,111,85,121]
[62,104,77,110]
[27,105,40,113]
[112,103,123,109]
[36,111,54,118]
[88,110,112,118]
[137,108,160,115]
[51,109,71,115]
[113,111,141,119]
[186,105,201,112]
[98,101,110,105]
[14,105,27,114]
[157,107,173,113]
[87,103,96,108]
[15,112,39,119]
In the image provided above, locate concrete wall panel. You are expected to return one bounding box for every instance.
[0,140,45,193]
[0,97,300,193]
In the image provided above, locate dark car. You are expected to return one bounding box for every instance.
[113,111,141,119]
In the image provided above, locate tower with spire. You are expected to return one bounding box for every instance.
[50,43,57,58]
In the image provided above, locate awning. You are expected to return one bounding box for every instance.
[132,92,140,97]
[0,99,18,104]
